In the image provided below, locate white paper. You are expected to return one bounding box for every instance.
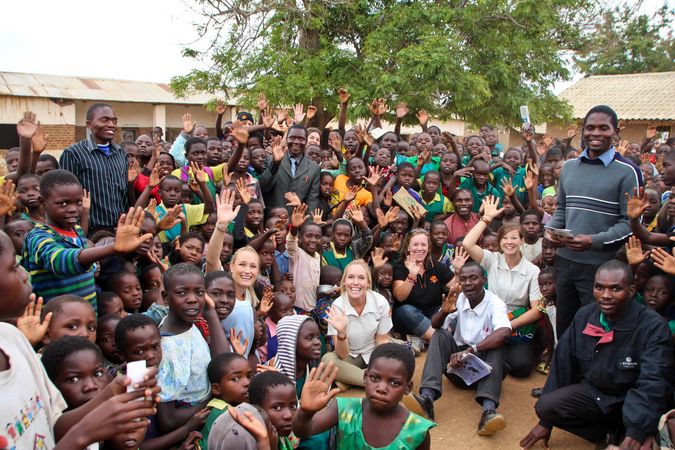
[544,227,574,241]
[126,360,149,401]
[447,353,492,385]
[370,127,386,139]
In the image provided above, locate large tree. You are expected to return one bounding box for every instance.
[171,0,598,129]
[575,1,675,76]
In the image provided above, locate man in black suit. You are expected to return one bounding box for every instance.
[260,124,321,216]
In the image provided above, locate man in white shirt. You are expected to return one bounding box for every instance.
[404,262,512,435]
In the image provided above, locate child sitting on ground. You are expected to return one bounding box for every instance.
[292,344,436,449]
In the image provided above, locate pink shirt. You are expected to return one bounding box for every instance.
[287,233,321,311]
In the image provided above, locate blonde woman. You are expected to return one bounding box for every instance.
[322,260,392,390]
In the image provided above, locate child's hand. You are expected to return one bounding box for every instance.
[566,124,579,140]
[31,124,49,153]
[0,179,18,217]
[216,190,240,227]
[188,173,200,193]
[344,185,359,203]
[396,102,409,119]
[527,158,539,176]
[416,109,429,126]
[215,99,227,116]
[310,208,326,226]
[190,161,207,184]
[372,247,389,269]
[229,327,249,356]
[329,132,342,153]
[182,113,196,134]
[375,209,388,229]
[185,408,210,433]
[368,99,379,116]
[521,123,535,142]
[392,233,402,253]
[299,362,340,414]
[16,111,39,140]
[651,247,675,276]
[110,366,161,398]
[228,407,269,446]
[625,187,649,220]
[178,431,203,450]
[499,177,516,197]
[258,287,274,316]
[377,98,387,116]
[500,161,516,176]
[524,171,537,190]
[232,119,250,145]
[128,161,140,183]
[481,196,504,221]
[453,167,474,179]
[646,125,658,140]
[293,103,306,124]
[348,202,364,225]
[222,166,233,187]
[256,93,269,111]
[617,139,629,156]
[542,133,553,149]
[284,191,301,207]
[148,164,164,188]
[149,252,170,273]
[450,246,469,271]
[257,357,279,373]
[417,149,430,167]
[657,155,665,172]
[338,88,350,104]
[114,207,155,254]
[82,189,91,211]
[442,284,461,314]
[17,294,52,346]
[235,177,251,205]
[625,236,648,266]
[157,205,182,231]
[291,204,310,229]
[261,107,275,129]
[382,187,393,207]
[536,141,546,157]
[147,198,158,218]
[307,105,317,120]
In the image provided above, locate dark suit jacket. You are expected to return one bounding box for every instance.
[259,153,321,215]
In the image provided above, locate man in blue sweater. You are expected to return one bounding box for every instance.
[544,105,643,336]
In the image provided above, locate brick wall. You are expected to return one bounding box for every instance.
[40,125,76,152]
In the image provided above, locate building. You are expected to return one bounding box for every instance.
[547,71,675,148]
[0,72,237,162]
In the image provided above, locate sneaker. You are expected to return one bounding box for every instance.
[410,336,422,356]
[421,338,429,352]
[403,393,435,422]
[477,409,506,436]
[531,387,543,398]
[399,341,416,356]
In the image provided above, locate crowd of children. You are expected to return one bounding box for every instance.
[1,97,675,450]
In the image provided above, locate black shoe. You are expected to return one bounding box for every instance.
[403,393,435,422]
[531,387,543,398]
[477,409,506,436]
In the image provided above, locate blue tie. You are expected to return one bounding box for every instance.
[291,158,297,177]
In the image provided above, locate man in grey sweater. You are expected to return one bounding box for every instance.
[544,105,643,336]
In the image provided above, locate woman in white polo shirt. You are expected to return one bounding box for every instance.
[322,260,392,391]
[461,196,542,378]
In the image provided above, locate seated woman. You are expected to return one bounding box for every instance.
[392,229,460,355]
[461,196,542,378]
[322,260,392,391]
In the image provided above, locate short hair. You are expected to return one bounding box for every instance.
[42,295,91,321]
[320,171,335,181]
[86,103,113,122]
[42,336,103,381]
[481,125,494,131]
[664,149,675,162]
[97,313,122,330]
[647,274,675,293]
[207,352,248,384]
[159,174,181,189]
[299,221,322,236]
[288,123,308,137]
[320,265,343,285]
[162,262,205,292]
[430,220,448,232]
[119,140,138,150]
[39,169,81,199]
[423,170,440,182]
[153,126,163,132]
[5,147,19,157]
[624,154,640,166]
[205,270,234,289]
[206,136,222,144]
[459,261,484,276]
[545,146,564,159]
[18,173,40,186]
[105,270,139,292]
[114,313,158,353]
[169,232,206,265]
[583,105,618,130]
[597,260,633,285]
[185,137,207,154]
[539,267,556,277]
[453,188,472,202]
[367,343,415,382]
[397,162,415,173]
[519,210,541,223]
[37,153,59,169]
[96,291,121,315]
[248,371,295,406]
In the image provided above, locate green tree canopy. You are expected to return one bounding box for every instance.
[575,1,675,76]
[171,0,597,129]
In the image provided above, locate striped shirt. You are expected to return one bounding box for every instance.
[21,223,97,311]
[60,136,129,228]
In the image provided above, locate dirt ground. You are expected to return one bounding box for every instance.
[337,351,595,450]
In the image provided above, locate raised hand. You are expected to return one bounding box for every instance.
[499,177,516,197]
[524,170,537,190]
[375,209,388,229]
[404,253,424,278]
[221,166,232,187]
[157,205,182,231]
[542,133,553,149]
[657,155,665,173]
[481,196,505,221]
[310,208,326,226]
[617,139,629,156]
[344,185,359,203]
[377,98,387,116]
[536,141,547,157]
[329,132,342,154]
[187,174,199,193]
[191,161,207,184]
[149,252,170,272]
[215,99,226,115]
[306,105,317,120]
[32,125,49,153]
[364,166,384,186]
[348,202,364,225]
[146,198,158,218]
[625,187,648,219]
[182,113,196,134]
[384,206,400,224]
[114,207,155,253]
[454,167,475,179]
[293,103,306,124]
[383,188,393,207]
[261,107,275,129]
[521,123,535,142]
[235,177,251,205]
[391,233,402,253]
[357,125,374,147]
[216,190,241,227]
[16,111,39,140]
[148,164,164,188]
[127,161,140,182]
[229,327,249,356]
[82,189,91,211]
[299,362,340,414]
[450,246,469,271]
[372,247,389,269]
[625,236,648,266]
[417,149,431,167]
[284,192,301,207]
[567,124,579,140]
[416,110,429,126]
[396,102,409,119]
[17,295,52,346]
[258,287,274,316]
[338,88,350,104]
[271,135,287,163]
[368,99,379,115]
[527,158,539,176]
[646,125,658,140]
[277,109,289,124]
[442,283,462,314]
[291,204,310,229]
[231,119,249,145]
[0,179,18,217]
[651,247,675,276]
[257,93,269,111]
[326,306,348,334]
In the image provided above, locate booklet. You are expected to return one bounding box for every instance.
[544,227,574,241]
[447,353,492,385]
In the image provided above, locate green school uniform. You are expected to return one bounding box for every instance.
[420,191,454,220]
[199,398,231,449]
[491,166,526,202]
[321,243,353,272]
[405,156,440,176]
[458,178,501,213]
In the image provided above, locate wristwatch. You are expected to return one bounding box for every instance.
[471,344,478,354]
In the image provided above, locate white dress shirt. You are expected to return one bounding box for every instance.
[443,290,512,347]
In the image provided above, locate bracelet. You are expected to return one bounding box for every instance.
[479,217,491,226]
[337,333,347,341]
[406,275,416,284]
[216,225,228,232]
[471,344,478,354]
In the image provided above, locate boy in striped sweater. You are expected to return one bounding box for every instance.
[21,170,153,312]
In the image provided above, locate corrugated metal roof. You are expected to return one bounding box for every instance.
[559,72,675,121]
[0,72,225,105]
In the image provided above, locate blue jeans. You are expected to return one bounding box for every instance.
[392,304,437,337]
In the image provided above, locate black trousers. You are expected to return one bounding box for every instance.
[419,328,505,407]
[554,256,599,337]
[535,383,623,443]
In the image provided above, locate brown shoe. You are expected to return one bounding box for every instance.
[477,409,506,436]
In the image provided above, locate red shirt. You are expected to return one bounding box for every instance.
[444,212,480,245]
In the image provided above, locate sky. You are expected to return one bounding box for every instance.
[0,0,667,96]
